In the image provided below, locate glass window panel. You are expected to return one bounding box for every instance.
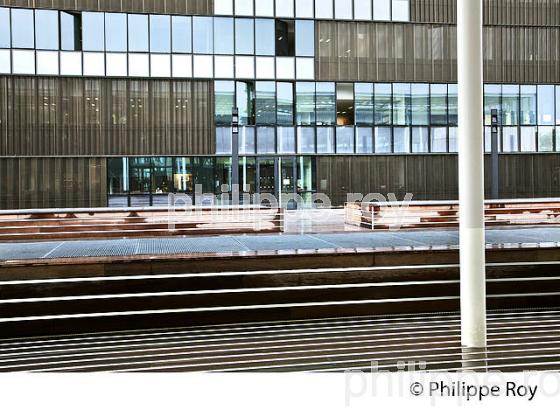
[538,85,555,125]
[520,85,537,125]
[0,49,10,73]
[296,0,314,18]
[316,82,336,125]
[172,54,192,77]
[392,83,410,126]
[256,0,275,16]
[317,127,335,153]
[356,127,373,153]
[216,127,233,154]
[128,14,149,52]
[297,127,315,153]
[36,50,59,75]
[354,0,372,20]
[278,127,296,153]
[150,15,171,53]
[296,82,315,125]
[411,83,429,125]
[336,83,354,126]
[502,127,518,152]
[255,19,275,55]
[235,0,254,15]
[335,0,353,19]
[393,127,410,153]
[83,52,105,76]
[295,20,314,57]
[0,8,10,48]
[277,82,294,125]
[236,18,254,54]
[256,81,276,124]
[375,127,392,153]
[374,83,392,125]
[484,84,501,125]
[538,126,554,152]
[60,51,81,75]
[214,17,234,54]
[484,126,491,153]
[12,50,35,74]
[11,8,35,48]
[355,83,374,125]
[276,0,295,17]
[315,0,333,19]
[82,12,104,51]
[448,84,458,125]
[430,84,447,125]
[215,0,234,14]
[449,127,458,152]
[276,56,295,79]
[215,81,235,125]
[193,17,214,54]
[150,54,171,77]
[106,53,127,76]
[193,55,213,77]
[256,56,275,78]
[172,16,192,53]
[103,13,126,52]
[35,10,59,50]
[257,126,276,153]
[276,19,295,57]
[392,0,409,21]
[296,57,314,79]
[235,55,254,78]
[557,86,560,125]
[215,55,234,78]
[373,0,391,20]
[431,127,447,152]
[239,126,256,154]
[129,53,149,77]
[237,81,256,125]
[411,127,429,152]
[501,84,519,126]
[336,126,354,153]
[520,126,536,152]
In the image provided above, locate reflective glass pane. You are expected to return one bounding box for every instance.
[295,20,314,57]
[297,127,315,153]
[316,82,336,125]
[430,84,447,125]
[150,15,171,53]
[193,17,213,54]
[411,127,429,152]
[373,0,391,20]
[278,127,295,153]
[82,12,104,51]
[355,83,374,125]
[392,83,410,125]
[520,126,536,151]
[35,10,59,50]
[151,54,171,77]
[431,127,447,152]
[336,126,354,153]
[11,8,35,48]
[276,0,295,17]
[296,82,315,125]
[276,20,295,57]
[216,127,233,154]
[502,127,518,152]
[375,127,392,153]
[448,84,458,125]
[335,0,353,19]
[256,56,275,78]
[105,13,127,52]
[237,81,256,125]
[235,18,254,54]
[392,0,409,21]
[215,0,234,14]
[411,83,429,125]
[296,0,314,18]
[172,16,192,53]
[484,84,501,125]
[374,83,392,125]
[538,126,554,152]
[214,17,234,54]
[239,126,256,154]
[276,57,295,79]
[449,127,458,152]
[214,55,234,78]
[256,81,276,125]
[354,0,372,20]
[393,127,410,153]
[0,8,10,48]
[236,0,254,15]
[255,19,275,55]
[315,0,333,19]
[36,50,59,75]
[557,86,560,125]
[235,55,254,77]
[520,85,537,125]
[538,85,554,125]
[501,84,519,126]
[257,126,276,153]
[317,127,335,154]
[128,14,149,52]
[255,0,275,16]
[277,82,294,125]
[356,127,373,153]
[215,81,235,125]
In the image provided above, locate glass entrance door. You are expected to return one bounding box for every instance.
[257,158,277,197]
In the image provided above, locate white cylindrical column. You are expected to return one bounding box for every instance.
[457,0,487,348]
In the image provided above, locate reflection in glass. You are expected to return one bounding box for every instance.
[393,83,410,125]
[375,127,392,153]
[336,126,354,153]
[236,18,254,54]
[255,19,275,55]
[520,85,537,125]
[82,12,104,51]
[317,127,335,154]
[12,50,35,74]
[276,0,295,17]
[411,83,429,125]
[335,0,353,19]
[297,127,315,153]
[374,83,392,125]
[215,81,235,125]
[278,127,296,153]
[484,84,501,125]
[237,81,256,125]
[172,16,192,53]
[214,17,234,54]
[393,127,410,153]
[296,82,315,125]
[151,54,171,77]
[11,8,35,48]
[128,14,149,52]
[449,127,458,152]
[236,0,254,15]
[355,83,374,125]
[128,54,149,77]
[392,0,409,21]
[411,127,429,152]
[538,85,554,125]
[193,17,214,54]
[257,126,276,153]
[430,84,447,125]
[356,127,373,153]
[277,82,294,125]
[295,20,315,56]
[35,10,59,50]
[36,51,59,75]
[520,126,536,152]
[0,8,10,48]
[538,126,554,152]
[501,84,519,126]
[239,126,256,154]
[216,127,233,154]
[501,127,517,152]
[296,0,314,18]
[448,84,458,125]
[104,13,127,52]
[315,82,336,125]
[215,0,234,14]
[430,127,447,152]
[315,0,333,19]
[256,0,275,16]
[354,0,372,19]
[256,81,276,125]
[373,0,391,20]
[150,15,171,53]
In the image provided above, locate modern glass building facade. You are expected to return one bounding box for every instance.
[1,0,560,208]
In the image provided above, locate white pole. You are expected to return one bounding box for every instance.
[457,0,487,348]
